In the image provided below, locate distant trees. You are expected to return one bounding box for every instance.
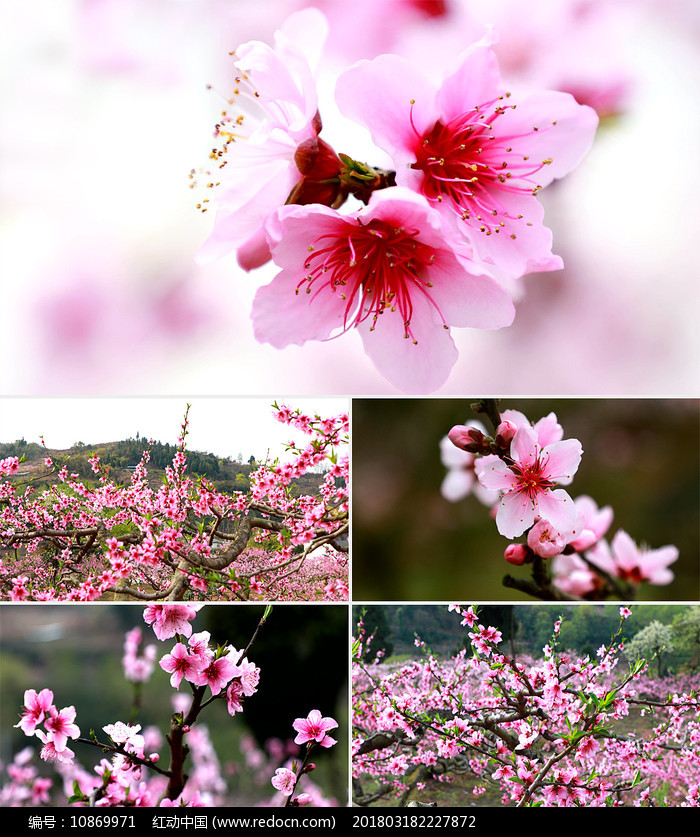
[0,439,41,459]
[624,621,676,678]
[362,604,700,675]
[101,438,222,476]
[0,437,259,485]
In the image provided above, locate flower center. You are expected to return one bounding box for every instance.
[509,456,556,502]
[617,565,645,584]
[299,219,444,342]
[411,96,554,236]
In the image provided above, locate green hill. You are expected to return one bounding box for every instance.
[0,437,331,498]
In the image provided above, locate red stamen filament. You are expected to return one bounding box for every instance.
[411,95,555,235]
[298,219,446,342]
[506,452,556,513]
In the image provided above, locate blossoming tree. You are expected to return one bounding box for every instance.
[6,605,341,808]
[352,605,700,807]
[441,399,681,601]
[0,404,348,602]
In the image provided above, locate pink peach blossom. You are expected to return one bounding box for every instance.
[35,731,76,765]
[499,409,564,447]
[440,420,498,504]
[225,680,245,716]
[0,456,19,476]
[15,689,54,736]
[292,709,338,749]
[527,517,569,558]
[43,705,80,752]
[190,654,239,696]
[476,424,582,538]
[159,643,202,690]
[587,530,679,586]
[195,8,330,270]
[253,187,514,393]
[551,552,598,598]
[271,767,296,796]
[103,722,143,748]
[144,604,200,641]
[504,543,528,565]
[568,495,614,552]
[335,35,598,280]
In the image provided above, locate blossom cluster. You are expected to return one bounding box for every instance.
[14,689,80,767]
[195,7,598,392]
[352,606,700,807]
[153,604,261,715]
[10,607,260,807]
[442,405,680,599]
[0,456,19,477]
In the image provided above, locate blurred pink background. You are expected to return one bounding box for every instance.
[1,0,698,395]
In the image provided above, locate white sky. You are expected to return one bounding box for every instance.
[0,397,349,461]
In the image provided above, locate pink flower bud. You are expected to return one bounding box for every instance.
[448,425,485,453]
[504,544,528,565]
[495,420,517,447]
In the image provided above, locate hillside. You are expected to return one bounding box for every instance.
[0,437,330,498]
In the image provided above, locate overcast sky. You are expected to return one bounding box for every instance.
[0,397,349,461]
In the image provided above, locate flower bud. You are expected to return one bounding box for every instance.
[495,420,517,448]
[448,425,486,453]
[291,138,345,208]
[504,544,528,565]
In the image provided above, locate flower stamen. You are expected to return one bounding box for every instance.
[411,97,557,235]
[299,219,447,343]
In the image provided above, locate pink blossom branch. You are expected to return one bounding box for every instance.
[444,400,680,602]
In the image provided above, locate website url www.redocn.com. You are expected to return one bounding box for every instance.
[211,816,335,829]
